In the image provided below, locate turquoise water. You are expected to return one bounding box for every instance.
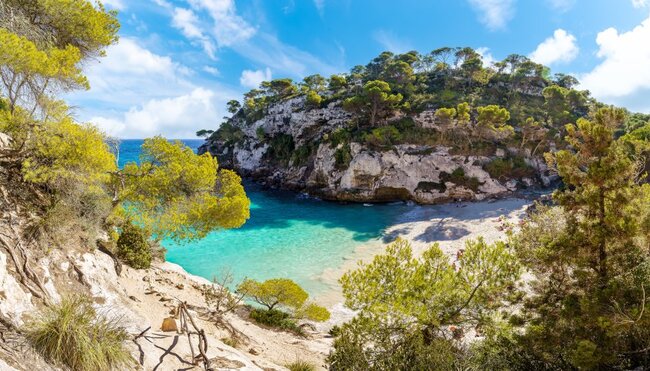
[119,140,407,297]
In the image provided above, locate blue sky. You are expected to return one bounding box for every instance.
[67,0,650,138]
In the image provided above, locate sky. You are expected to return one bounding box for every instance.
[66,0,650,139]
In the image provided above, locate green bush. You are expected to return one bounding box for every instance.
[305,90,322,108]
[267,134,295,164]
[363,125,402,148]
[26,296,131,371]
[291,143,315,166]
[334,144,352,170]
[329,128,352,147]
[117,221,151,269]
[441,168,481,192]
[215,122,245,145]
[256,126,266,141]
[249,308,303,335]
[286,360,316,371]
[484,156,536,180]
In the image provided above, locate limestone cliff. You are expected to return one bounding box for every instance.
[199,97,557,204]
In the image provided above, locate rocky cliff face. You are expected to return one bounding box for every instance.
[200,97,557,204]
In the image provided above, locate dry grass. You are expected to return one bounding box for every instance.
[25,296,132,371]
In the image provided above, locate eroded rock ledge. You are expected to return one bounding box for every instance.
[200,97,558,204]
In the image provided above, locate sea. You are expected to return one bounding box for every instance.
[118,139,408,299]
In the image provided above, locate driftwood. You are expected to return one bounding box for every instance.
[177,301,213,371]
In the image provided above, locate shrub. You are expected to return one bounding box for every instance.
[249,308,302,334]
[484,156,536,180]
[285,360,316,371]
[329,128,352,147]
[117,221,151,269]
[26,296,131,371]
[441,168,481,192]
[291,143,315,167]
[363,125,401,148]
[237,278,330,322]
[256,126,266,142]
[266,134,295,164]
[305,90,322,108]
[334,144,352,170]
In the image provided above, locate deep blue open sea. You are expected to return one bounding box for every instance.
[118,139,407,297]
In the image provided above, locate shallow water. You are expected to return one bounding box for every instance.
[119,139,408,297]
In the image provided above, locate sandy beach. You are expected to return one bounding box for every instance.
[315,197,533,325]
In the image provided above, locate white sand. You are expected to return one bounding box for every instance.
[314,197,532,325]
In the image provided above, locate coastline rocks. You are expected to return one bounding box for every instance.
[201,100,554,204]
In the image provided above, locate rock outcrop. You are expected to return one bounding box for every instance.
[200,98,557,203]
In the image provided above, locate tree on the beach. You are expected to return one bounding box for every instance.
[328,238,520,369]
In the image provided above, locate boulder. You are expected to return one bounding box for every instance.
[161,317,178,332]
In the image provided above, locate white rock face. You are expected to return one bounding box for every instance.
[0,251,34,326]
[0,133,11,149]
[201,99,552,203]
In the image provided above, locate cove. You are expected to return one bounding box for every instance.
[118,140,408,297]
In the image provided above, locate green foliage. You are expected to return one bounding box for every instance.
[343,80,403,126]
[331,238,519,368]
[0,0,118,111]
[116,221,151,269]
[195,129,214,138]
[434,106,457,126]
[476,104,513,141]
[508,107,650,369]
[119,137,250,242]
[256,126,266,142]
[334,144,352,170]
[328,128,352,147]
[266,134,295,164]
[363,125,401,148]
[305,90,322,108]
[215,122,245,145]
[248,308,303,335]
[226,99,242,115]
[238,278,307,310]
[441,167,482,191]
[484,156,535,180]
[26,296,131,371]
[261,78,298,100]
[285,360,316,371]
[237,278,330,322]
[328,74,347,91]
[291,143,316,167]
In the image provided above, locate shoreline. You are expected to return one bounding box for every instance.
[312,196,534,326]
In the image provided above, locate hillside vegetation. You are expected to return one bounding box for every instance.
[202,48,650,203]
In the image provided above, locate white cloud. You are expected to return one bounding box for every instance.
[66,38,240,138]
[187,0,256,47]
[233,34,340,78]
[90,88,221,139]
[101,0,125,10]
[633,0,648,8]
[172,7,216,58]
[163,0,342,78]
[240,68,272,89]
[373,30,413,54]
[203,66,220,76]
[529,29,579,65]
[467,0,515,30]
[580,15,650,113]
[546,0,574,12]
[477,47,496,67]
